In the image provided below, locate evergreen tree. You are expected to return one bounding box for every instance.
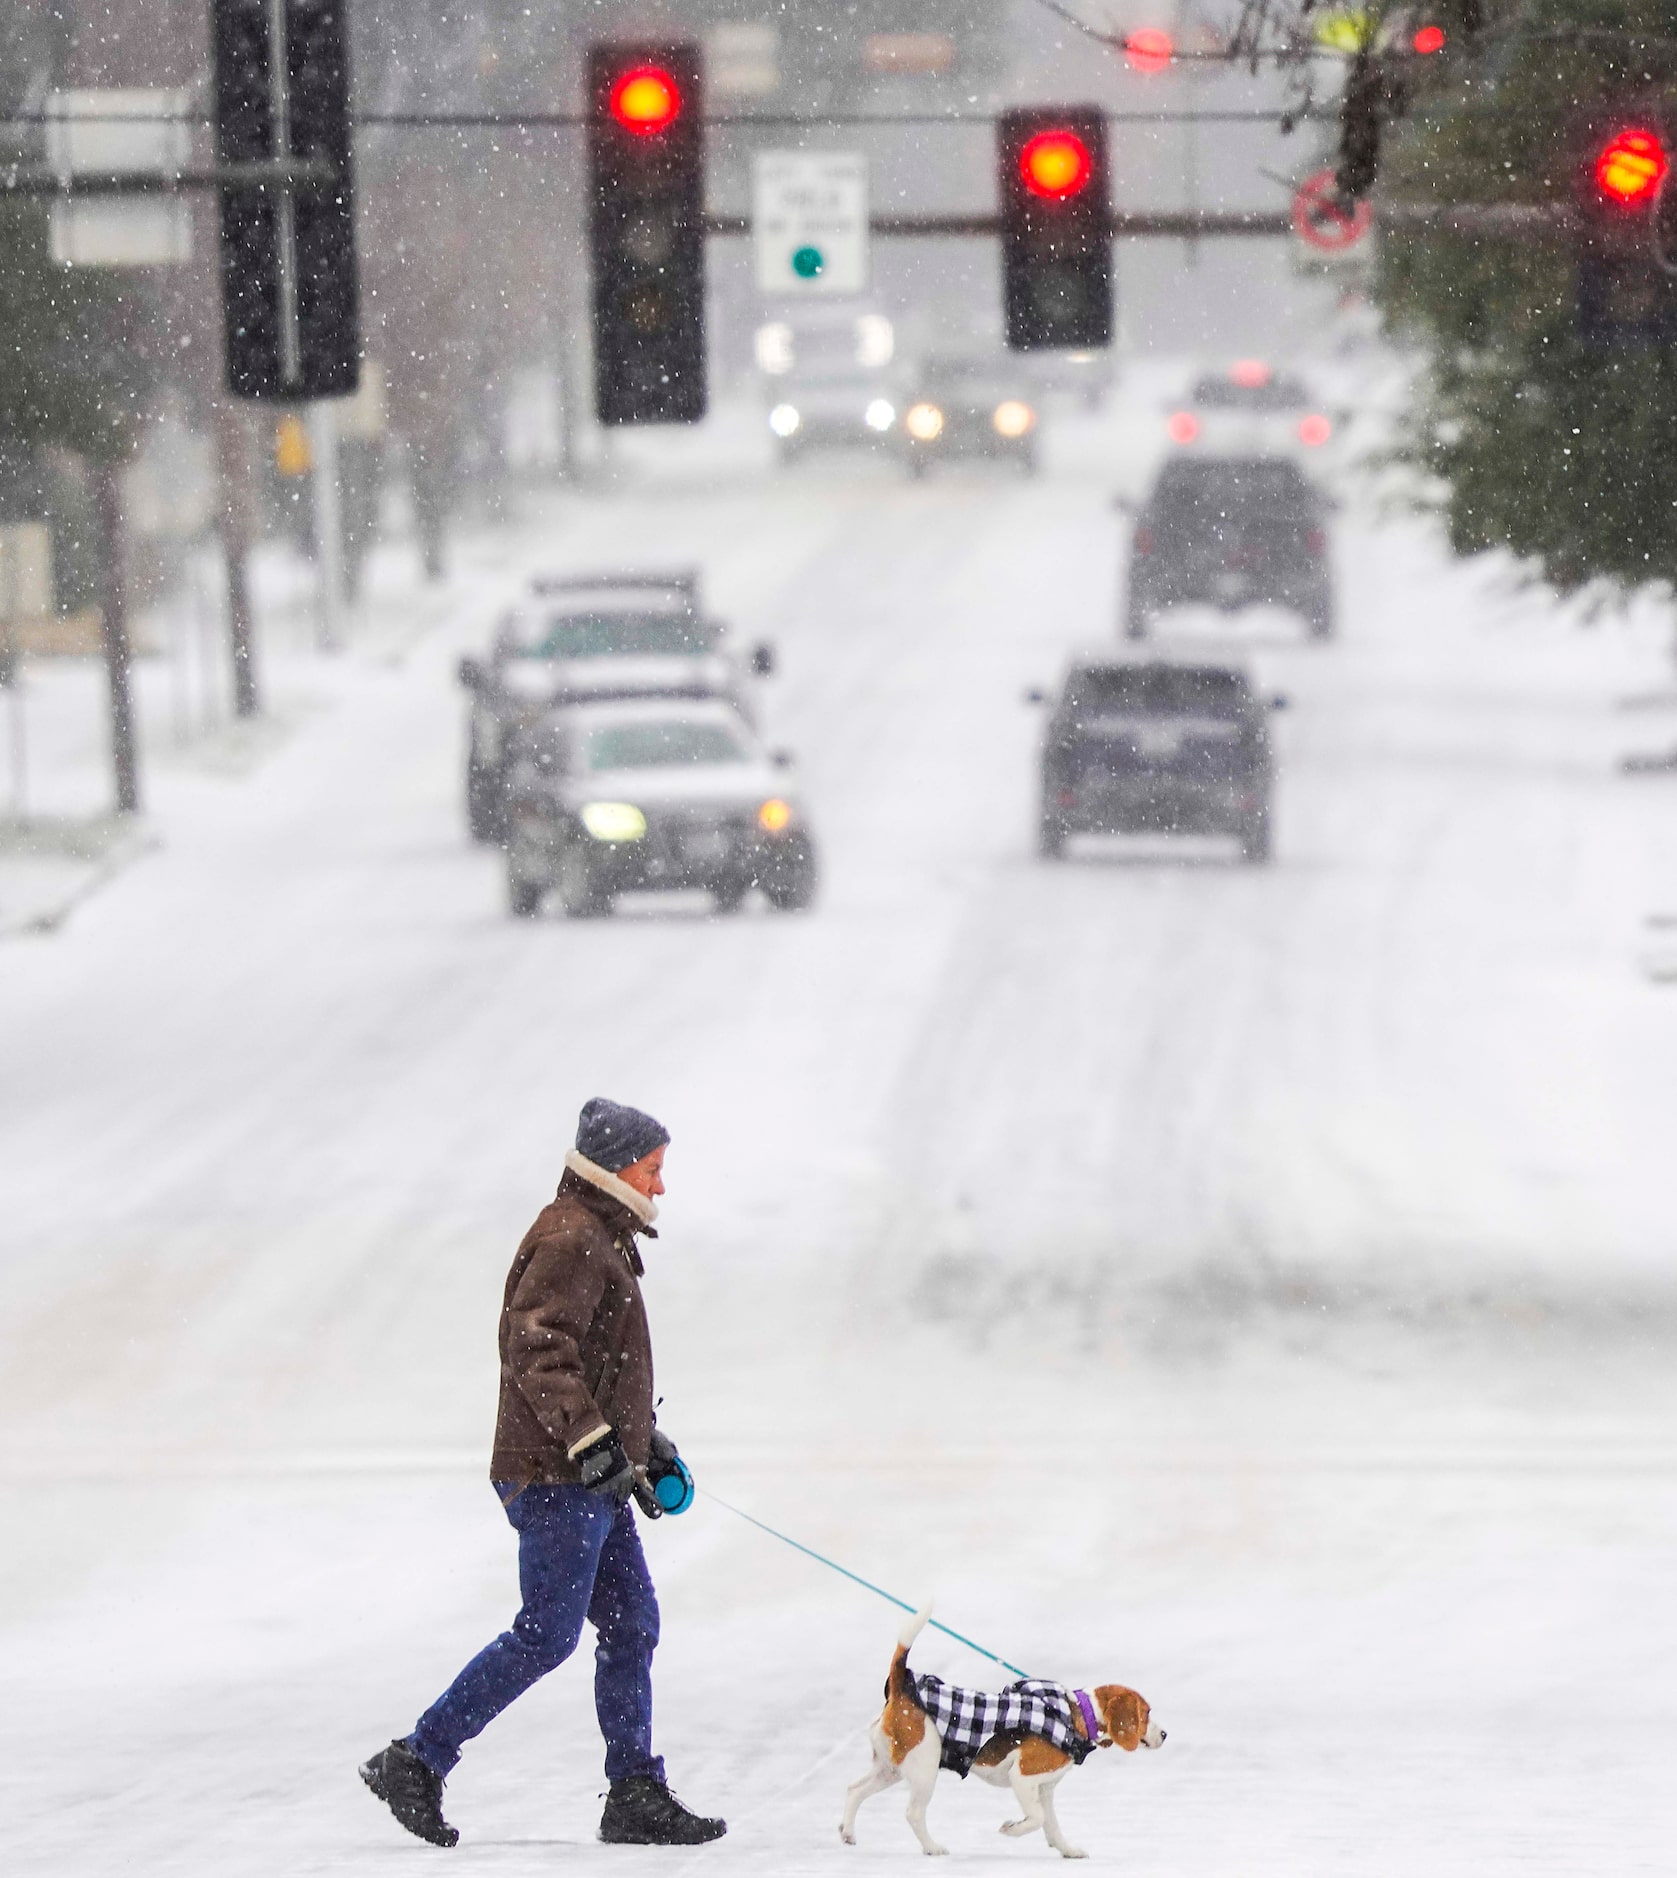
[1375,0,1677,594]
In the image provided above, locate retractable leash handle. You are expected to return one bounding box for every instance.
[634,1453,696,1519]
[700,1486,1035,1679]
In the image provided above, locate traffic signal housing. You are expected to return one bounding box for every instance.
[211,0,359,400]
[1574,118,1677,348]
[588,43,706,425]
[998,108,1111,351]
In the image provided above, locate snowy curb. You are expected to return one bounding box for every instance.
[0,819,159,940]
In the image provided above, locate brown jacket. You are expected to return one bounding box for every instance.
[489,1155,657,1493]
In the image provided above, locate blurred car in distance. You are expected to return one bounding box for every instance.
[458,570,774,840]
[900,356,1039,477]
[502,697,819,918]
[1123,457,1335,641]
[758,307,901,464]
[768,370,902,463]
[1032,658,1282,864]
[1164,360,1339,456]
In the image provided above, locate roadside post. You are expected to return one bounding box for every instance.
[306,403,347,652]
[0,524,53,823]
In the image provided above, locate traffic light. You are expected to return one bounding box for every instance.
[998,108,1111,351]
[211,0,359,400]
[588,43,706,425]
[1123,29,1174,74]
[1574,119,1677,348]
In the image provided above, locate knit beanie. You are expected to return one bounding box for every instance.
[575,1097,670,1174]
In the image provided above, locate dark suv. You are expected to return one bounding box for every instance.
[1036,659,1279,864]
[1124,457,1333,641]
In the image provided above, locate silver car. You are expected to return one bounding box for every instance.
[459,571,774,841]
[503,698,819,918]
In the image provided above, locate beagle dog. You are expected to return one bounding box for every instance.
[840,1607,1165,1859]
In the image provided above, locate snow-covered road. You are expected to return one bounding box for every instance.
[4,444,1676,1874]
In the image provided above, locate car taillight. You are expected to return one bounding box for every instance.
[1134,525,1154,555]
[1056,789,1077,808]
[1306,527,1326,556]
[1166,411,1199,445]
[1298,413,1332,446]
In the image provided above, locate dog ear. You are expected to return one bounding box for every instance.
[1094,1685,1144,1751]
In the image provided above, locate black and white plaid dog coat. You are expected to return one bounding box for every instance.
[912,1674,1097,1778]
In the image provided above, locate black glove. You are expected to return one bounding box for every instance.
[637,1426,695,1517]
[633,1428,678,1519]
[575,1429,635,1506]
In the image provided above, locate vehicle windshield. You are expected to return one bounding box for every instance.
[582,720,751,770]
[506,611,713,660]
[1067,668,1250,719]
[1191,374,1309,411]
[923,360,1009,395]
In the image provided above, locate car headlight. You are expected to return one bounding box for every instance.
[992,400,1036,438]
[906,402,944,441]
[856,314,894,368]
[581,802,647,842]
[757,797,794,833]
[755,321,794,375]
[864,398,896,432]
[769,403,801,438]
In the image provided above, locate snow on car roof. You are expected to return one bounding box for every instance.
[528,587,695,617]
[530,568,698,599]
[548,695,752,732]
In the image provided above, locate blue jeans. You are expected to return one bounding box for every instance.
[409,1484,663,1783]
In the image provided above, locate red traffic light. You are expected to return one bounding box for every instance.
[1019,130,1094,200]
[1412,24,1446,54]
[1594,127,1669,207]
[1124,28,1173,74]
[610,64,682,133]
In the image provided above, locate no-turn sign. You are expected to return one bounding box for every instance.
[753,152,869,295]
[1291,169,1373,252]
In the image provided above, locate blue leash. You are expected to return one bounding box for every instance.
[700,1487,1035,1679]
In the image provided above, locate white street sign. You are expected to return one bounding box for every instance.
[753,152,868,296]
[46,89,192,267]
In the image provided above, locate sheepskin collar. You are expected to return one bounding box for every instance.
[564,1148,659,1230]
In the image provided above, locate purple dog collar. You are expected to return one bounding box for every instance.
[1074,1688,1102,1744]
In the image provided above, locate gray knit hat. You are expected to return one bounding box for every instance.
[575,1097,670,1174]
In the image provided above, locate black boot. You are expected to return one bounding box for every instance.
[359,1738,460,1848]
[599,1775,727,1846]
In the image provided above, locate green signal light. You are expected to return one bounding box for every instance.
[791,245,825,280]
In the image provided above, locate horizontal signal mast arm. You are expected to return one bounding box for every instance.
[706,204,1567,238]
[0,159,340,194]
[703,209,1297,237]
[0,171,1570,235]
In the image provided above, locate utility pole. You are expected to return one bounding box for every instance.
[89,457,140,814]
[61,0,180,817]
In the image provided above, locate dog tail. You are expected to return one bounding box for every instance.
[885,1603,932,1706]
[897,1602,932,1652]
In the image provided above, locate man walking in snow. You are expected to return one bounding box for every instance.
[361,1099,726,1848]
